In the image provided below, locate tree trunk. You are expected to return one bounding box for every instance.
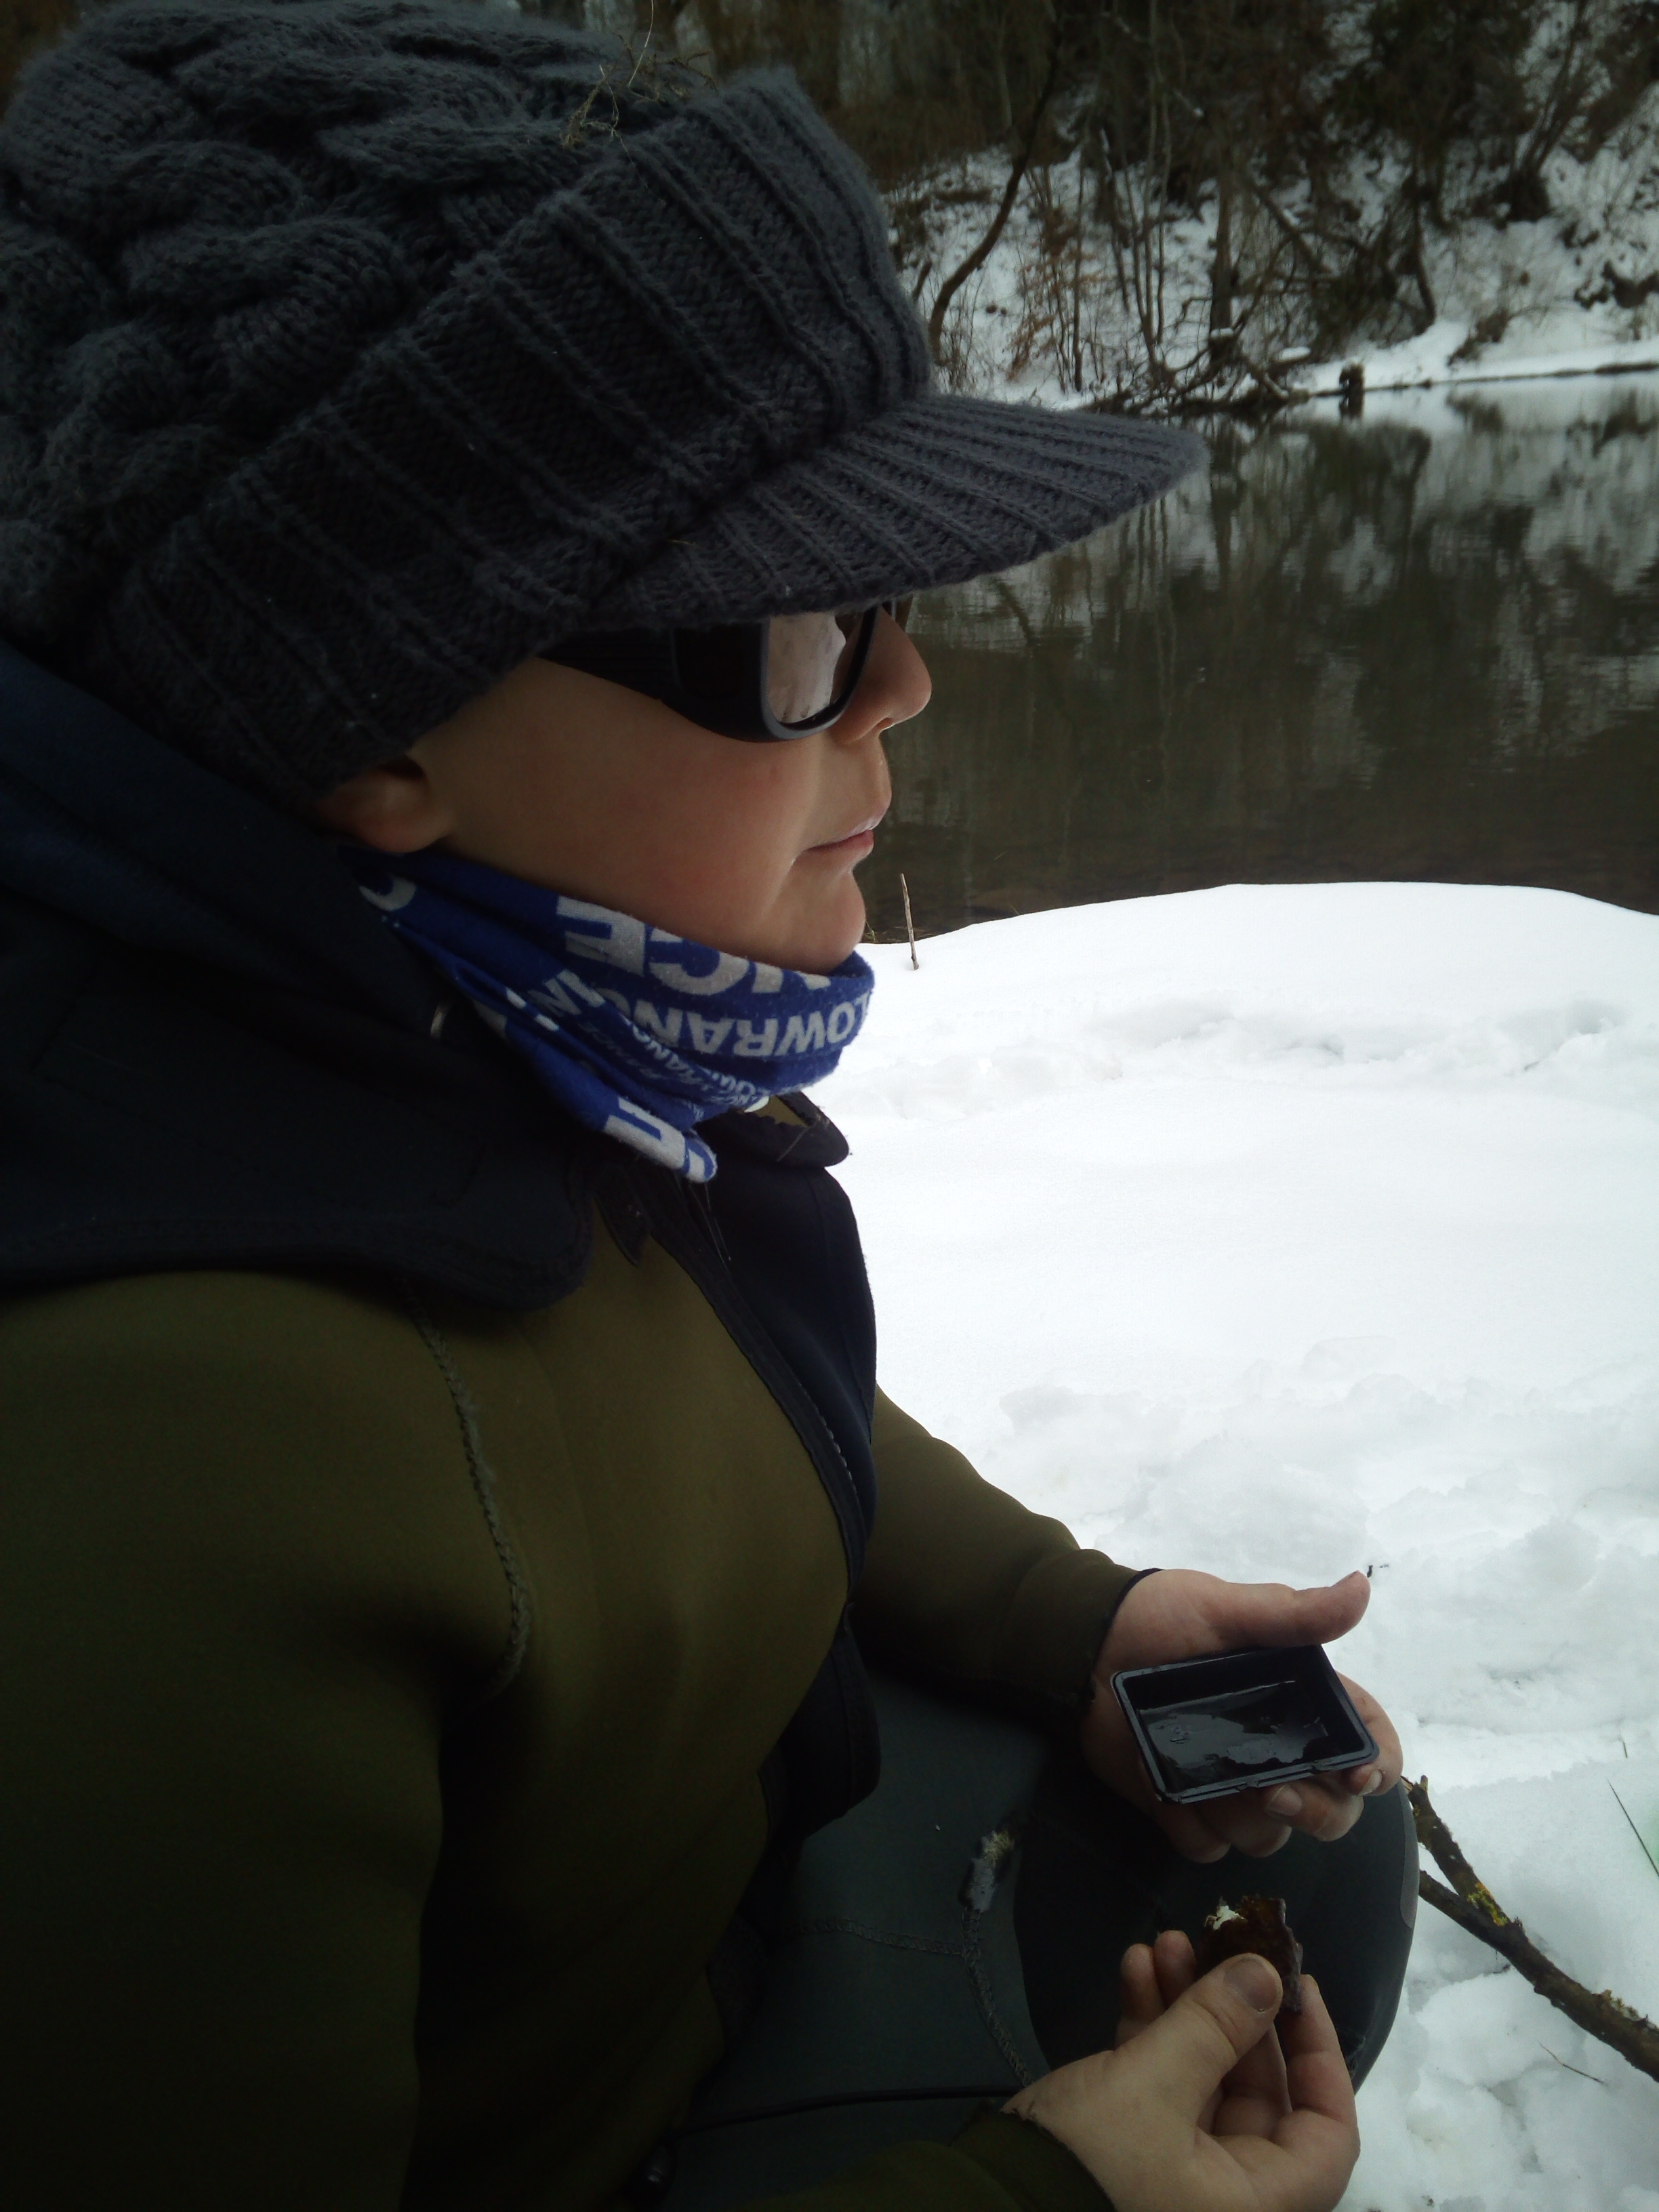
[926,12,1064,363]
[1209,166,1236,359]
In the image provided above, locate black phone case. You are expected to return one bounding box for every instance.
[1110,1643,1379,1805]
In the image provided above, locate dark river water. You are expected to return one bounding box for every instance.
[865,374,1659,941]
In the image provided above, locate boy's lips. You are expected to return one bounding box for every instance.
[806,808,886,857]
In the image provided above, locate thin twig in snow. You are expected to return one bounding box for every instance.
[1542,2043,1608,2085]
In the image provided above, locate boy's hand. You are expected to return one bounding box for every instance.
[1005,1940,1359,2212]
[1081,1569,1402,1861]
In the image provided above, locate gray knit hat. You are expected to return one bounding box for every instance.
[0,0,1204,808]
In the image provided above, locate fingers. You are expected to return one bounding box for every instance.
[1095,1567,1374,1679]
[1213,1978,1358,2193]
[1114,1943,1163,2045]
[1161,1758,1401,1857]
[1005,1961,1355,2212]
[1157,1933,1298,2142]
[1338,1673,1404,1793]
[1284,1568,1371,1644]
[1145,1931,1227,2135]
[1115,1929,1196,2047]
[1107,1720,1293,1864]
[1111,1953,1282,2129]
[1273,1974,1361,2146]
[1161,1780,1346,1859]
[1182,1567,1373,1654]
[1077,1677,1233,1864]
[1226,1696,1407,1846]
[1082,1566,1406,1871]
[1153,1796,1233,1863]
[1150,1927,1197,2009]
[1263,1777,1363,1844]
[1185,1793,1297,1858]
[1210,2010,1291,2138]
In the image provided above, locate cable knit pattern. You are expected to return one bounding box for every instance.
[0,0,1204,806]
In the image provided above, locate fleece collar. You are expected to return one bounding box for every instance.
[340,844,875,1183]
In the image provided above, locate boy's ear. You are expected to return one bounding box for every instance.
[312,755,454,854]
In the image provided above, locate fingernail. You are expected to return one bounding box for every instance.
[1221,1953,1279,2011]
[1359,1769,1384,1797]
[1265,1786,1302,1819]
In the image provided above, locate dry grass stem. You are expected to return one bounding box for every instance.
[900,872,919,970]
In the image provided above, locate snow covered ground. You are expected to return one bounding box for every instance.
[817,882,1659,2210]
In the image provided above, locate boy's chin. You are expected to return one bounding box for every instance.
[809,891,868,973]
[754,885,865,976]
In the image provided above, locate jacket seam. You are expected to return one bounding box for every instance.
[395,1276,533,1702]
[962,1898,1038,2090]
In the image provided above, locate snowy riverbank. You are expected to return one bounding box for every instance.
[1294,323,1659,396]
[904,118,1659,410]
[819,882,1659,2209]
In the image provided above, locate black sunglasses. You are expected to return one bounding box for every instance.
[541,600,911,743]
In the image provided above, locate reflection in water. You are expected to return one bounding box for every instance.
[869,377,1659,939]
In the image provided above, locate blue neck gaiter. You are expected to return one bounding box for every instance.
[340,846,874,1182]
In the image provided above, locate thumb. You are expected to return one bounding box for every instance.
[1115,1952,1282,2123]
[1223,1570,1370,1648]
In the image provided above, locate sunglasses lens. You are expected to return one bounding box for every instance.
[766,610,867,729]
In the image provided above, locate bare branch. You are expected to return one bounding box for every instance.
[928,8,1065,363]
[1410,1777,1659,2084]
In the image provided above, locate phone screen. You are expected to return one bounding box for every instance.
[1113,1644,1377,1803]
[1141,1677,1345,1794]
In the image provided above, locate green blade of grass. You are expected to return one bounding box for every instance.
[1610,1782,1659,1883]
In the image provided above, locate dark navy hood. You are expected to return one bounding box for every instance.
[0,642,592,1305]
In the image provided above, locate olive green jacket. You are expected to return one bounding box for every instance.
[1,1209,1134,2209]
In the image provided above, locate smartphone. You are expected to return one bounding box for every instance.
[1110,1644,1378,1806]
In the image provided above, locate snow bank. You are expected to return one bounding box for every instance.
[817,882,1659,2209]
[1296,325,1659,398]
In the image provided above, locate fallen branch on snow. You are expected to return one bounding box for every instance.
[1408,1776,1659,2084]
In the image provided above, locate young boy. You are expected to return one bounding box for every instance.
[0,6,1413,2209]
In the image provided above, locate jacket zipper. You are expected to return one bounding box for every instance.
[625,1160,868,1589]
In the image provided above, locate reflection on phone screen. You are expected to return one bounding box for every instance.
[1143,1679,1345,1793]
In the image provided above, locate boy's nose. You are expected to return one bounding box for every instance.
[833,609,931,745]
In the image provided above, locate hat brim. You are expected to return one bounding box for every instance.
[583,394,1206,630]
